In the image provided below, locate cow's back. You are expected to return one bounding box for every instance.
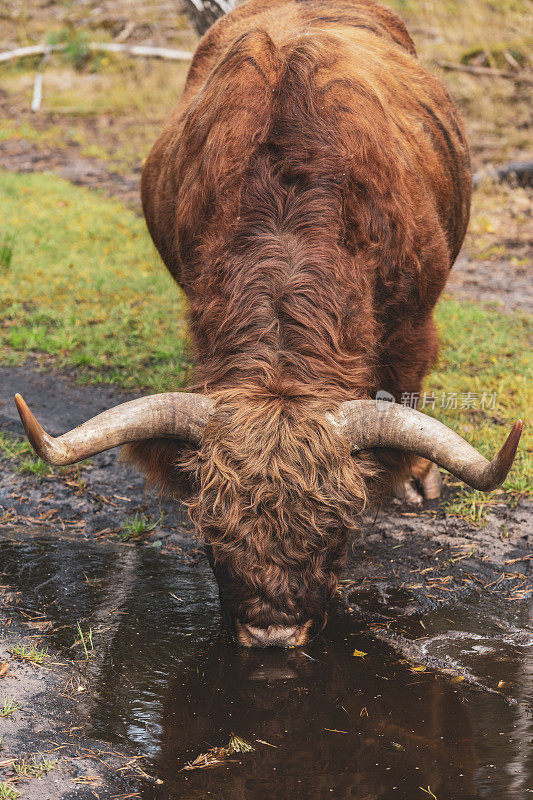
[142,0,470,301]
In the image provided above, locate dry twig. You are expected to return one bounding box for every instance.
[435,60,533,85]
[0,43,193,65]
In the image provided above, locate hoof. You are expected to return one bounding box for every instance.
[394,463,442,505]
[421,463,443,500]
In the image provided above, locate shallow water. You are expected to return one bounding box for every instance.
[1,532,531,799]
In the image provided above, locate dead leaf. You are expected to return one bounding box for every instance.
[352,648,367,658]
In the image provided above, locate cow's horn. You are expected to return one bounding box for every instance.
[333,399,523,492]
[14,392,214,466]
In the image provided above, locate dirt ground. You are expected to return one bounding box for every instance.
[0,136,142,209]
[0,622,142,799]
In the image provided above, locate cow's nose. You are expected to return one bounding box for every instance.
[237,622,311,648]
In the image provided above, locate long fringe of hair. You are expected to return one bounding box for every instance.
[181,384,379,623]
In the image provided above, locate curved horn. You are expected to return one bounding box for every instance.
[14,392,214,466]
[332,399,523,492]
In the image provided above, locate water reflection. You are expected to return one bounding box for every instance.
[0,532,531,798]
[149,639,478,799]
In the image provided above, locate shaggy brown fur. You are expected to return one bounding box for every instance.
[186,386,376,630]
[124,0,471,637]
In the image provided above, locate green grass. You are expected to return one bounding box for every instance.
[0,170,190,391]
[0,233,13,271]
[0,431,60,477]
[17,458,56,477]
[9,644,49,666]
[0,783,20,800]
[0,696,20,718]
[0,432,32,460]
[431,298,531,496]
[75,622,94,659]
[444,489,491,526]
[12,755,58,779]
[46,28,91,71]
[0,170,530,501]
[120,512,159,541]
[0,432,89,481]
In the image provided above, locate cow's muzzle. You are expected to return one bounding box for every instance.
[235,621,313,648]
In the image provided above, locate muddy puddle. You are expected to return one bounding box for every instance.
[0,530,532,799]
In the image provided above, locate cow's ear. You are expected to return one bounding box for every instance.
[121,439,198,499]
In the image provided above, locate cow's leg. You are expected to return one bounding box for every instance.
[395,457,442,505]
[420,462,443,500]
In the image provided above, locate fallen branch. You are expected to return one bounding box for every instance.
[88,42,193,61]
[0,42,193,65]
[31,73,43,112]
[436,60,533,85]
[0,44,54,63]
[372,627,524,706]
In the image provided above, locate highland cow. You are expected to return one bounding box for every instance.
[16,0,522,647]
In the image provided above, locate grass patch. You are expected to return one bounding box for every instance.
[12,755,58,779]
[466,179,531,264]
[0,696,20,718]
[75,622,94,659]
[444,489,491,526]
[17,458,56,478]
[0,170,190,391]
[9,644,49,666]
[0,431,60,477]
[0,57,190,168]
[46,28,92,71]
[0,432,33,460]
[0,783,20,800]
[0,233,13,272]
[120,512,159,541]
[429,297,532,496]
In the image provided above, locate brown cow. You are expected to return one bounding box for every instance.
[16,0,522,647]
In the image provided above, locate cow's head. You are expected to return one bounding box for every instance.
[182,387,377,647]
[15,391,521,647]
